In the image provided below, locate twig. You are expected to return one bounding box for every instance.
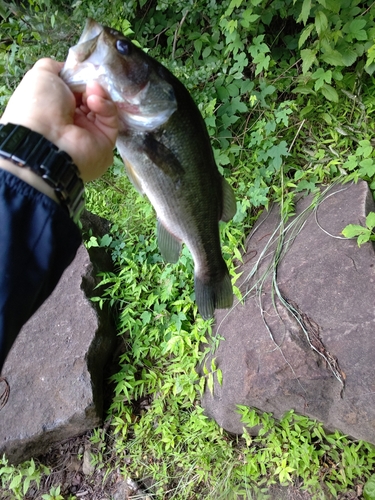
[172,10,189,60]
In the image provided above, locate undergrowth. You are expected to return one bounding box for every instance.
[1,0,375,498]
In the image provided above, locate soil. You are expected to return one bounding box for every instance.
[18,430,363,500]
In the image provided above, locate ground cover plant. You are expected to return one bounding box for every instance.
[1,0,375,498]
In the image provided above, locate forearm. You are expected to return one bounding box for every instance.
[0,168,82,371]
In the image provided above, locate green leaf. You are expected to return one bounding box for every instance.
[357,232,371,246]
[300,104,314,116]
[240,9,259,28]
[340,47,358,67]
[216,86,229,101]
[301,48,317,73]
[297,0,311,25]
[312,68,332,90]
[9,473,22,490]
[321,49,345,66]
[100,233,113,247]
[357,140,373,158]
[342,224,366,238]
[320,83,338,102]
[315,10,328,37]
[254,54,271,75]
[367,42,375,63]
[0,1,10,19]
[292,85,315,96]
[348,18,367,41]
[217,368,223,386]
[194,39,202,55]
[23,476,31,495]
[359,158,375,177]
[366,212,375,231]
[298,24,314,49]
[365,62,375,75]
[343,155,358,171]
[364,474,375,500]
[325,0,341,13]
[140,311,152,324]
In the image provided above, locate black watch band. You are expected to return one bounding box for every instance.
[0,123,85,222]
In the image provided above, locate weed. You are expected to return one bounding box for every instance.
[0,456,50,499]
[342,211,375,246]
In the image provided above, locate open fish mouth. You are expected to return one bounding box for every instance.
[60,18,177,130]
[60,21,109,93]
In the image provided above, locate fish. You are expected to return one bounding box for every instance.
[61,18,236,319]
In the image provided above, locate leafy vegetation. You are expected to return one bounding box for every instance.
[343,211,375,246]
[1,0,375,498]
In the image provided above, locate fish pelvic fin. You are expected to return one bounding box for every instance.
[221,177,236,222]
[194,269,233,320]
[157,219,182,263]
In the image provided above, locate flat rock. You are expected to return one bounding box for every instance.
[0,212,116,463]
[201,181,375,443]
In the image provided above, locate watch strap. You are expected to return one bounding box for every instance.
[0,123,85,222]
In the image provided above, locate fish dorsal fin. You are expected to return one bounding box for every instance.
[221,177,236,222]
[157,219,182,263]
[143,133,185,181]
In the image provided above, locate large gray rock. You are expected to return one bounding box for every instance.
[0,212,116,464]
[201,181,375,443]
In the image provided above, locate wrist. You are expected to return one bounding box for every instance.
[0,123,85,222]
[0,157,59,203]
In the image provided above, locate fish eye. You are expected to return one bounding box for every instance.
[116,39,131,56]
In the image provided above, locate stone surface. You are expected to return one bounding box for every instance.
[0,212,116,463]
[201,181,375,443]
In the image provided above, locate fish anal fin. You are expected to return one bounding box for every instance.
[194,269,233,320]
[157,219,182,263]
[221,177,236,222]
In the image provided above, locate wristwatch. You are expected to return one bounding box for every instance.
[0,123,85,223]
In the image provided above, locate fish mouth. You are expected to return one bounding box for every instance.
[60,19,107,92]
[61,18,178,130]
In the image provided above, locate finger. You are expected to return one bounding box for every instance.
[85,81,110,99]
[86,94,117,118]
[85,94,119,143]
[33,58,64,75]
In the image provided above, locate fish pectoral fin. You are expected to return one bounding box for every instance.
[194,269,233,320]
[144,133,185,180]
[221,177,236,222]
[123,158,145,194]
[157,220,182,263]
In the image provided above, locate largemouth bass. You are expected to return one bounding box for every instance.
[61,19,236,319]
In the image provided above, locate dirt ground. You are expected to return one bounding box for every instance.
[19,429,363,500]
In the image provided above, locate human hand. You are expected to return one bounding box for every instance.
[0,58,118,182]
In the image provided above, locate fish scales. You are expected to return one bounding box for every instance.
[61,19,236,319]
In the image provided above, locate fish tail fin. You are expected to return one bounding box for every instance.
[194,269,233,320]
